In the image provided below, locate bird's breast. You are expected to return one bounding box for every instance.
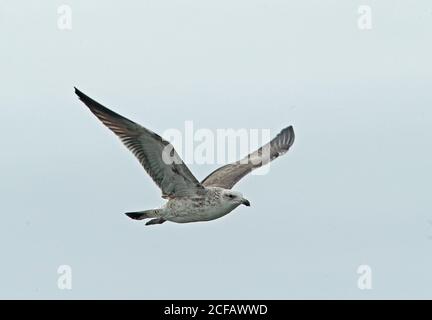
[164,197,237,223]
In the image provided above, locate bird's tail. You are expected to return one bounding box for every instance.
[125,209,160,220]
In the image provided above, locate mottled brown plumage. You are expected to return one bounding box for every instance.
[75,88,295,225]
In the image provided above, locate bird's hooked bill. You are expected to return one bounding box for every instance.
[242,199,251,207]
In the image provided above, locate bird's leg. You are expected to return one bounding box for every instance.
[145,218,166,226]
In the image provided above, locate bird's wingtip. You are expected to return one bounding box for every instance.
[74,87,90,102]
[281,125,294,135]
[280,125,295,147]
[288,125,294,134]
[74,87,83,97]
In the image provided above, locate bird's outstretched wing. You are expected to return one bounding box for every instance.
[75,88,204,198]
[201,126,295,189]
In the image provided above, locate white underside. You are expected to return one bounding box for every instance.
[161,198,241,223]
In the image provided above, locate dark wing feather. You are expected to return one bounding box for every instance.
[75,88,203,197]
[201,126,295,189]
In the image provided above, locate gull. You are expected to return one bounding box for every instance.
[75,88,295,226]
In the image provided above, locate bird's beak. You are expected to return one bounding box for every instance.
[242,198,251,207]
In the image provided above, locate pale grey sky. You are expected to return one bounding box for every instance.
[1,0,431,299]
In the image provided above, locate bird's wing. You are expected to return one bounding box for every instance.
[201,126,295,189]
[75,88,204,198]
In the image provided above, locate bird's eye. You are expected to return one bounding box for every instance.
[228,194,234,198]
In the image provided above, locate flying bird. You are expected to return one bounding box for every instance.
[75,88,295,226]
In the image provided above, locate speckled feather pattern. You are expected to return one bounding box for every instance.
[159,187,239,223]
[75,88,294,225]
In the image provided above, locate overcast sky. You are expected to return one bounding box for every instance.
[1,0,431,299]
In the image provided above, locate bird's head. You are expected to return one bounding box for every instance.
[222,190,251,207]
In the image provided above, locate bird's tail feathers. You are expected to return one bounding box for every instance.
[125,209,160,220]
